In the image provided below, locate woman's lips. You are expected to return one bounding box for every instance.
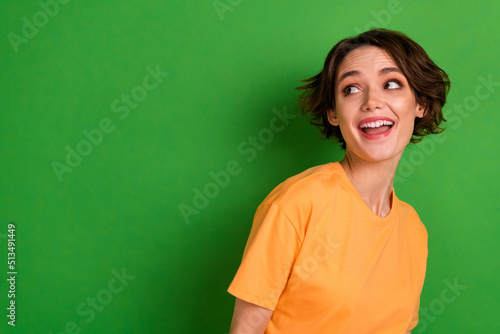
[357,116,395,140]
[358,125,393,140]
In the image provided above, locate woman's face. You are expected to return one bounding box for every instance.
[328,46,424,163]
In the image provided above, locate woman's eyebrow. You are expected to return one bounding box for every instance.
[337,70,359,87]
[380,67,403,76]
[337,67,403,87]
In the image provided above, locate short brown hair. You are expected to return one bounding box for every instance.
[297,28,450,149]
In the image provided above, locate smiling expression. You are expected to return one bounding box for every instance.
[327,46,425,163]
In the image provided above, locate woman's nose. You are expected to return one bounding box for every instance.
[361,88,384,111]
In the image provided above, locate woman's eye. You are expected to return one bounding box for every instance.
[385,80,402,90]
[343,86,360,95]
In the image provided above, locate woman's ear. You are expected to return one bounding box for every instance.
[327,108,339,126]
[415,103,426,118]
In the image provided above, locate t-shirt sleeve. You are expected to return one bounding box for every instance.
[228,203,301,311]
[408,298,420,330]
[409,215,427,331]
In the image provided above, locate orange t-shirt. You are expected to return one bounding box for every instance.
[228,162,428,334]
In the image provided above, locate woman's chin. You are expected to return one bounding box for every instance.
[345,145,406,164]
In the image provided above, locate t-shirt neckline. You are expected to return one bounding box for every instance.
[329,161,398,227]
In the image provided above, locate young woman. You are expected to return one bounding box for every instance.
[228,28,450,334]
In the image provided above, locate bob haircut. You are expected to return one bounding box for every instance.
[298,28,451,149]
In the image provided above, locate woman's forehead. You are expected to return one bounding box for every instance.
[337,46,398,76]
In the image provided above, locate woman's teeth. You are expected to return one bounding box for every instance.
[359,120,394,129]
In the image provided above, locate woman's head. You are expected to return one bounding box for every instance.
[298,28,450,149]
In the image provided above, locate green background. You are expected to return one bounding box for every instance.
[1,0,499,333]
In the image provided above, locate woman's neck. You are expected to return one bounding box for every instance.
[340,151,401,217]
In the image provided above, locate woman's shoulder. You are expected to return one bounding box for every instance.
[395,198,428,238]
[260,162,344,208]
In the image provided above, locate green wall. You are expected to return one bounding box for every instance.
[1,1,499,333]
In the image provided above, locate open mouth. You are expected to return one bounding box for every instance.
[357,118,394,139]
[359,120,394,134]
